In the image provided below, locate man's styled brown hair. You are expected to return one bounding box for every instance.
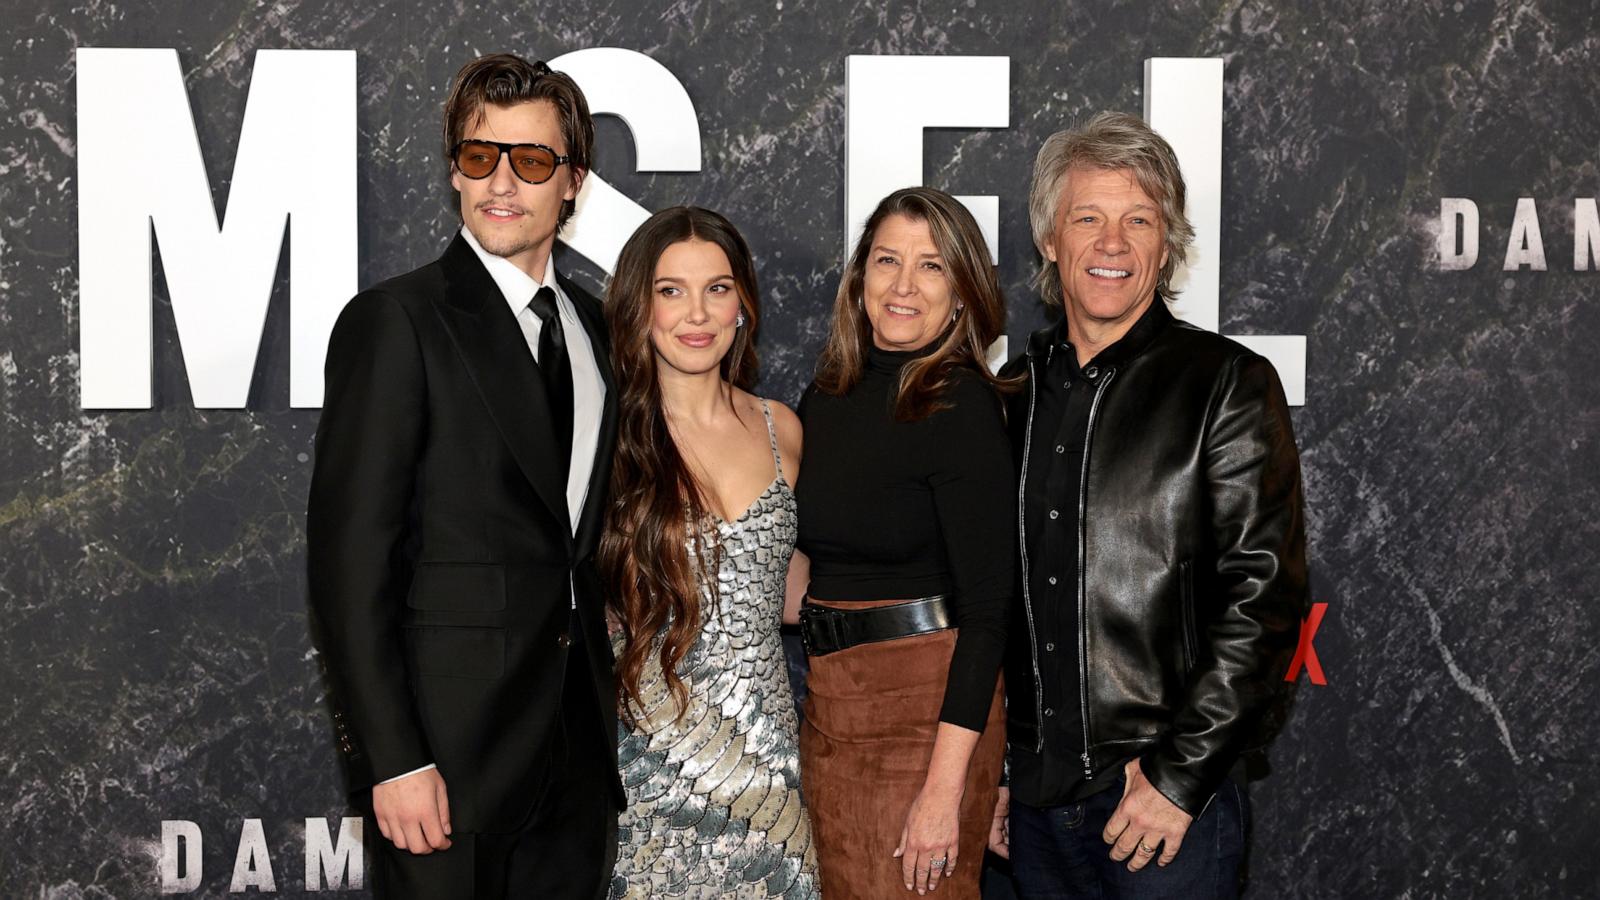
[441,53,595,230]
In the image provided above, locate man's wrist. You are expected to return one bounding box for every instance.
[378,763,437,785]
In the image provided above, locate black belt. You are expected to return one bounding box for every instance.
[799,595,953,657]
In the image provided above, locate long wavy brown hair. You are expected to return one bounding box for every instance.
[600,207,761,726]
[815,187,1017,419]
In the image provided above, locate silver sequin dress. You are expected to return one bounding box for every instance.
[609,400,820,900]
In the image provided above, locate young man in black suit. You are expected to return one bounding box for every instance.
[307,54,621,899]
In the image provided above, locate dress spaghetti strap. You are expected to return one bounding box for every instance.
[759,398,785,482]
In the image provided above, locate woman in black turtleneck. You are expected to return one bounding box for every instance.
[791,187,1016,900]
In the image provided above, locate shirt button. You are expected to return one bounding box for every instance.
[1062,380,1072,390]
[1044,708,1055,717]
[1049,509,1060,520]
[1047,576,1058,586]
[1045,642,1056,652]
[556,633,572,648]
[1085,365,1099,379]
[1055,444,1064,454]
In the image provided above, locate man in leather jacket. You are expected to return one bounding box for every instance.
[988,111,1308,898]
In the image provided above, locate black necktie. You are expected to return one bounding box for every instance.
[528,286,573,482]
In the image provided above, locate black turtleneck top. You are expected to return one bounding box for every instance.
[796,347,1014,732]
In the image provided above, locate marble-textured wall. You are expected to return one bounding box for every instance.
[3,0,1597,896]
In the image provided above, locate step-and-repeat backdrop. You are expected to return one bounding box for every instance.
[3,1,1595,896]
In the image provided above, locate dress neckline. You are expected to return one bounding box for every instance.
[710,475,788,528]
[707,397,793,529]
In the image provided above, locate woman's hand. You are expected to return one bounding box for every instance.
[894,781,963,894]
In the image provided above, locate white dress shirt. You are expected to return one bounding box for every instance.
[460,227,605,533]
[379,230,606,787]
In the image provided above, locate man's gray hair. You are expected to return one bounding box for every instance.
[1027,111,1195,304]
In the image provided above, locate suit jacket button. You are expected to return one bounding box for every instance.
[557,633,572,648]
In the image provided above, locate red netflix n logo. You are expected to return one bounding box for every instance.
[1284,602,1328,685]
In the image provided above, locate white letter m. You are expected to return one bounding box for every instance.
[77,48,356,408]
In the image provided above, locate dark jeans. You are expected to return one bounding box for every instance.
[1008,773,1249,900]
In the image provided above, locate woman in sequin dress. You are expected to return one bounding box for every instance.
[599,207,819,899]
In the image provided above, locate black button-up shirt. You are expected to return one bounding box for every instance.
[1009,299,1169,808]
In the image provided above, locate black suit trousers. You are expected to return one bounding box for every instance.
[375,618,618,900]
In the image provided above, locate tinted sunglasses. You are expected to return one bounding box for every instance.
[452,139,571,185]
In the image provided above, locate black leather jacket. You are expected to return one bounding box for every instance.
[999,301,1308,815]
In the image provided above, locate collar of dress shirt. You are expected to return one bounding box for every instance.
[458,226,562,317]
[1049,292,1171,373]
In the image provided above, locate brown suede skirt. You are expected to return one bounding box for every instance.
[799,601,1005,900]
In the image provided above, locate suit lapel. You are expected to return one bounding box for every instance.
[563,272,617,559]
[431,235,572,536]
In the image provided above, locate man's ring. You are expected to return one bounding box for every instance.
[1136,841,1157,855]
[930,856,948,869]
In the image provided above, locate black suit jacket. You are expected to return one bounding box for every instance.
[307,234,624,832]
